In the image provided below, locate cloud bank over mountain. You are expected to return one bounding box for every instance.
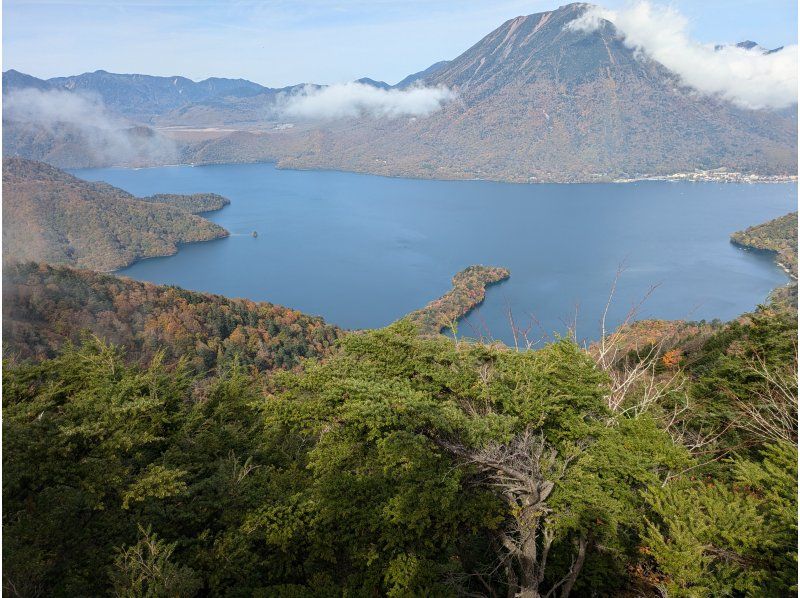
[4,88,178,165]
[567,1,798,110]
[6,87,119,131]
[278,82,455,120]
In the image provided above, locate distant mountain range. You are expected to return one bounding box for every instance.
[3,2,797,182]
[3,68,281,122]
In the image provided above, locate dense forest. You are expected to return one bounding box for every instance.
[138,193,231,214]
[3,262,342,373]
[2,158,229,271]
[4,285,796,596]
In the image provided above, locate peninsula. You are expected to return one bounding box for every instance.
[2,157,230,272]
[406,265,511,335]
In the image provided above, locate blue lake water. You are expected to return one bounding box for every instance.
[74,163,795,345]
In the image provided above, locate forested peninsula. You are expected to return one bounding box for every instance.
[731,211,798,305]
[731,211,798,278]
[407,265,510,335]
[2,158,229,271]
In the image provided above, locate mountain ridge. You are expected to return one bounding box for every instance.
[185,2,796,181]
[3,2,797,181]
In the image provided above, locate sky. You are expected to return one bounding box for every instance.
[3,0,798,87]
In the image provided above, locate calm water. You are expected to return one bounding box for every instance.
[74,163,795,345]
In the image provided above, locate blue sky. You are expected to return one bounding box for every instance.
[3,0,797,87]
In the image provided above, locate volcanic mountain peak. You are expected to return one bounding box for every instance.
[416,2,657,98]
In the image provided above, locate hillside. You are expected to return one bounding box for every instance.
[2,158,229,271]
[4,293,796,596]
[2,261,343,373]
[2,262,509,372]
[2,119,180,169]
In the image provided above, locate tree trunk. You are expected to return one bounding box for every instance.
[558,533,588,598]
[506,562,520,598]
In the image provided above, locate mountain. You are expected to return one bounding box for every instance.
[2,76,181,168]
[393,60,451,89]
[2,158,228,271]
[3,3,797,181]
[2,68,307,151]
[356,77,391,89]
[46,70,273,121]
[3,69,280,123]
[714,40,784,54]
[2,69,53,92]
[2,120,181,168]
[257,2,796,181]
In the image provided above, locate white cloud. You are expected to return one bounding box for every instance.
[6,87,116,129]
[566,1,798,110]
[278,81,455,120]
[4,88,178,164]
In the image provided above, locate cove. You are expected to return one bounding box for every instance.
[73,163,795,345]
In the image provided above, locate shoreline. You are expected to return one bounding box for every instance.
[69,160,798,186]
[105,228,230,274]
[107,201,231,273]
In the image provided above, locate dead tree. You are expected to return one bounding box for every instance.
[435,429,588,598]
[732,351,798,445]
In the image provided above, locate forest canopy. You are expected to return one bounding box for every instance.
[3,298,796,596]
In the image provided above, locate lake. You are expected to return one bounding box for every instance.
[74,163,795,345]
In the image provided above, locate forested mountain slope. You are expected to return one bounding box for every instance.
[2,262,343,373]
[2,158,228,271]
